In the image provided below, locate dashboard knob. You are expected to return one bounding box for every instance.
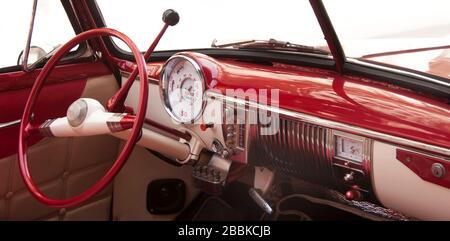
[345,189,362,201]
[221,149,231,158]
[162,9,180,26]
[211,139,224,153]
[200,123,214,131]
[343,172,354,183]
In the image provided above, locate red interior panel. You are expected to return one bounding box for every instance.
[0,61,111,159]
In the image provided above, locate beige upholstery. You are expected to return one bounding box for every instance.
[0,75,119,220]
[112,76,200,220]
[112,145,199,221]
[372,141,450,220]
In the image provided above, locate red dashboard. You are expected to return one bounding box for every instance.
[118,52,450,152]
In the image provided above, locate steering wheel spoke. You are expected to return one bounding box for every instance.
[56,113,135,137]
[23,122,43,138]
[41,110,135,138]
[106,113,135,133]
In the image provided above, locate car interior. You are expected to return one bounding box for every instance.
[0,0,449,221]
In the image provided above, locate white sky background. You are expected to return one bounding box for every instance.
[0,0,76,68]
[98,0,326,51]
[98,0,450,54]
[1,0,449,68]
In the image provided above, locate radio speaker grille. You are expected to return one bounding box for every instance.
[249,117,335,183]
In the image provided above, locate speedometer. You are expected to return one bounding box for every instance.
[160,55,205,123]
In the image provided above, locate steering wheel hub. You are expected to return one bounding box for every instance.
[67,99,88,127]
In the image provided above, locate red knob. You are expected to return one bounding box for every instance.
[345,189,362,201]
[200,123,214,131]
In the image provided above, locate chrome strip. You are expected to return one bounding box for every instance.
[206,91,450,156]
[348,58,450,88]
[0,119,21,129]
[120,71,159,85]
[39,118,55,137]
[0,113,35,130]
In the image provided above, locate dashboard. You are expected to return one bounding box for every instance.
[121,52,450,220]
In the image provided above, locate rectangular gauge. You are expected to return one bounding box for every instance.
[333,132,370,164]
[335,136,364,163]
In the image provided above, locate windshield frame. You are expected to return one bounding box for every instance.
[0,0,89,74]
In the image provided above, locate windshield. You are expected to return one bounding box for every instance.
[97,0,449,80]
[323,0,450,79]
[96,0,327,52]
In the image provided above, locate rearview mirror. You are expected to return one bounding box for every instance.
[17,46,47,67]
[20,0,39,72]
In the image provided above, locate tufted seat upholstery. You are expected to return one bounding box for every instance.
[0,75,120,220]
[0,135,119,220]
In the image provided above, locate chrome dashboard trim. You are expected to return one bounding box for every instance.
[206,91,450,157]
[329,130,373,176]
[0,118,21,129]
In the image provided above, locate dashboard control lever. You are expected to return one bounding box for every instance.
[162,9,180,26]
[249,188,273,214]
[107,9,178,113]
[343,172,354,183]
[192,154,232,195]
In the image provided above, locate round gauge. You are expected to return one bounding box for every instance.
[160,55,205,123]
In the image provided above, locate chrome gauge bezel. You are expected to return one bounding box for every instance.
[159,55,206,124]
[331,131,372,164]
[329,130,373,175]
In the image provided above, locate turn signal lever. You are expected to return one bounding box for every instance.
[107,9,180,112]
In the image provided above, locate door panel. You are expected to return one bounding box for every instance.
[0,80,86,159]
[0,66,120,220]
[0,62,111,159]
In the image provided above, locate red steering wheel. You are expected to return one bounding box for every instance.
[18,28,148,208]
